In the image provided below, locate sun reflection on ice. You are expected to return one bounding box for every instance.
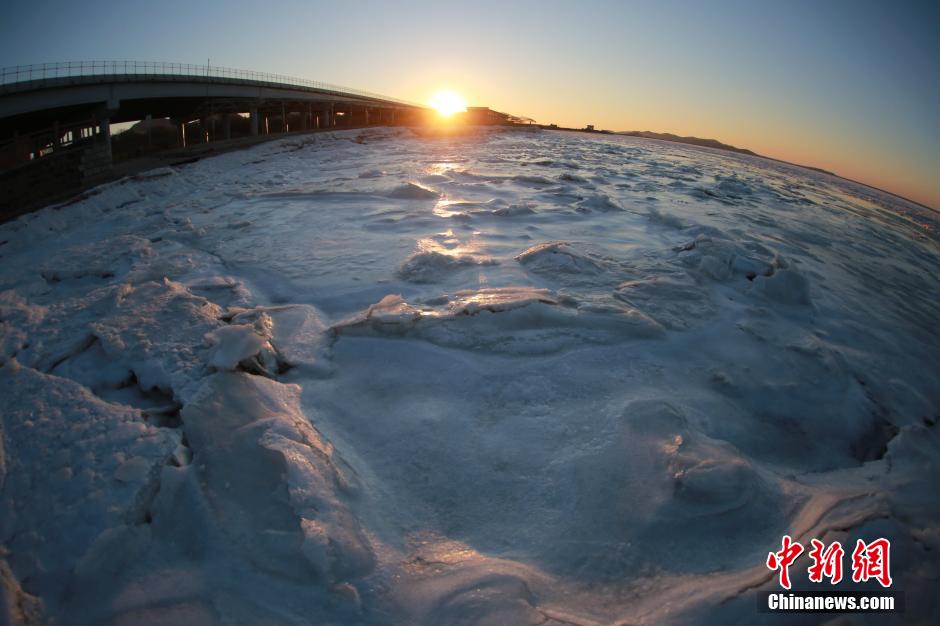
[432,197,476,218]
[428,162,461,176]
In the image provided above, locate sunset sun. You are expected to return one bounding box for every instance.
[429,89,467,117]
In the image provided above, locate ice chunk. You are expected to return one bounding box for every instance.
[334,287,663,354]
[38,235,153,285]
[445,287,565,315]
[492,202,537,216]
[558,172,588,183]
[615,274,715,330]
[0,362,179,609]
[385,182,439,199]
[89,279,225,401]
[677,236,736,281]
[555,400,786,578]
[184,275,253,308]
[115,456,155,483]
[0,290,48,363]
[354,294,422,327]
[205,324,268,370]
[715,176,752,197]
[181,373,373,583]
[676,232,777,284]
[515,242,611,276]
[399,249,496,283]
[753,267,812,305]
[648,206,684,228]
[575,193,622,212]
[50,337,132,392]
[232,304,330,371]
[511,174,554,186]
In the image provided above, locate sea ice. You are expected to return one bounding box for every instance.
[1,126,938,625]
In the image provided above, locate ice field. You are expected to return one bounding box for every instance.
[1,127,938,625]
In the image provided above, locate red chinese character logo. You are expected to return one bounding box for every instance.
[851,538,892,587]
[766,535,804,589]
[807,539,844,584]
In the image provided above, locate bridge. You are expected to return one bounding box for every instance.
[0,61,431,217]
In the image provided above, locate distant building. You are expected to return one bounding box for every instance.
[585,124,595,131]
[463,107,512,125]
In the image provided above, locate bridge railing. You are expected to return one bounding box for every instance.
[0,60,422,107]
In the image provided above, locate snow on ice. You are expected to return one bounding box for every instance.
[1,127,939,624]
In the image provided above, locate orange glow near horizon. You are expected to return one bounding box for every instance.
[429,90,467,117]
[409,86,939,209]
[390,63,937,209]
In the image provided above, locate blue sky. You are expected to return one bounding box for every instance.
[3,0,938,206]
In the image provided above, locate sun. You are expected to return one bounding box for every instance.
[429,90,467,117]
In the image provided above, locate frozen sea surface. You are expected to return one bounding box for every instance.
[1,127,939,625]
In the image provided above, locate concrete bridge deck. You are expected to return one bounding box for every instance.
[0,61,431,217]
[1,61,427,138]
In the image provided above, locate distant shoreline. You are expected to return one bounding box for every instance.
[542,125,937,213]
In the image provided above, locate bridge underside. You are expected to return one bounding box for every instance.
[0,76,425,134]
[0,76,429,217]
[0,97,422,139]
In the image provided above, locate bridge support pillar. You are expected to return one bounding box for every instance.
[98,117,113,164]
[145,115,153,149]
[281,103,287,133]
[174,119,186,148]
[223,114,232,141]
[249,107,259,136]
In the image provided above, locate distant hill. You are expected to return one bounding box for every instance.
[545,126,931,210]
[616,130,837,177]
[616,130,758,156]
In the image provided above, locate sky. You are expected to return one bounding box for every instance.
[3,0,938,208]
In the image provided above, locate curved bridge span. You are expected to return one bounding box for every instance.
[0,61,430,217]
[0,61,425,130]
